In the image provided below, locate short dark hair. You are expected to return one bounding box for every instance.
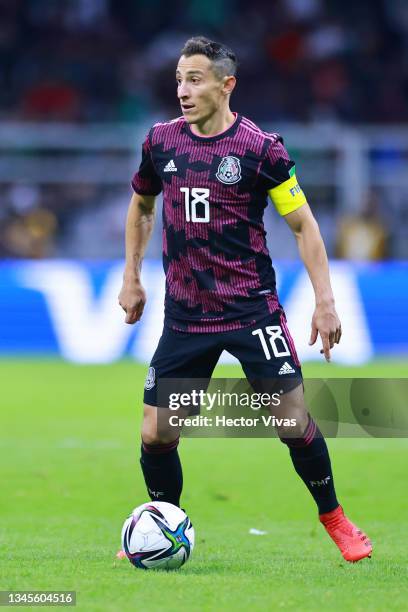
[180,36,237,80]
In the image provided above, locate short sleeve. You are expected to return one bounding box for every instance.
[131,132,162,196]
[260,137,307,216]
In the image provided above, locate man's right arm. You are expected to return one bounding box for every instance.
[118,192,156,324]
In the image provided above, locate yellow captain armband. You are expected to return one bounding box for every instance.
[268,172,307,216]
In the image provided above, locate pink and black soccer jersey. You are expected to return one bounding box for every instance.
[131,113,303,333]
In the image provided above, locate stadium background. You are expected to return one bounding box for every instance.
[1,1,407,610]
[0,0,407,363]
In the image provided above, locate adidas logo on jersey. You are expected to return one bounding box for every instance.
[164,159,177,172]
[278,361,295,375]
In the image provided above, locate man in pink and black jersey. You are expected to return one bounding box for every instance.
[118,36,372,563]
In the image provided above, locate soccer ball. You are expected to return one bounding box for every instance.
[121,501,195,570]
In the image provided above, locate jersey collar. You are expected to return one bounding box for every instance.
[183,112,242,143]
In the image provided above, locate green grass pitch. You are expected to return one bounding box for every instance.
[1,359,408,611]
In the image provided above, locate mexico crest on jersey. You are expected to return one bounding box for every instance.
[216,156,241,184]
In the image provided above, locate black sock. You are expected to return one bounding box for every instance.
[140,439,183,507]
[282,417,339,514]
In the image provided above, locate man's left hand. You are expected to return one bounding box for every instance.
[309,302,342,362]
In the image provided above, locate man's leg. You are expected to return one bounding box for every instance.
[276,385,339,514]
[140,325,222,508]
[227,310,372,562]
[140,404,183,506]
[276,385,372,562]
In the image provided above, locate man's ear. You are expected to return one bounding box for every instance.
[222,75,236,96]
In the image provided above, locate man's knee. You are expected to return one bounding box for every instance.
[273,384,310,440]
[277,408,310,440]
[141,404,180,445]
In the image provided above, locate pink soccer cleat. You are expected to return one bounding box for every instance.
[319,505,372,562]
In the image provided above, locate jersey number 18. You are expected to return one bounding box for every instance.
[180,187,210,223]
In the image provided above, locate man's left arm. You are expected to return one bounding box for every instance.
[284,203,342,361]
[262,138,341,360]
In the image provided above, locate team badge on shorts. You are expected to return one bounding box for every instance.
[144,366,156,390]
[216,156,241,184]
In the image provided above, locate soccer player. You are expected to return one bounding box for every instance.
[118,36,372,562]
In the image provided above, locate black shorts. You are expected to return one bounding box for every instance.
[143,309,302,407]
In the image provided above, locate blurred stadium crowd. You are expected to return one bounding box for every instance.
[2,0,408,123]
[0,0,407,260]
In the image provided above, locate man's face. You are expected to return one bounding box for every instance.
[176,54,226,124]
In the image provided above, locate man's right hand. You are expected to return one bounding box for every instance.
[118,279,146,324]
